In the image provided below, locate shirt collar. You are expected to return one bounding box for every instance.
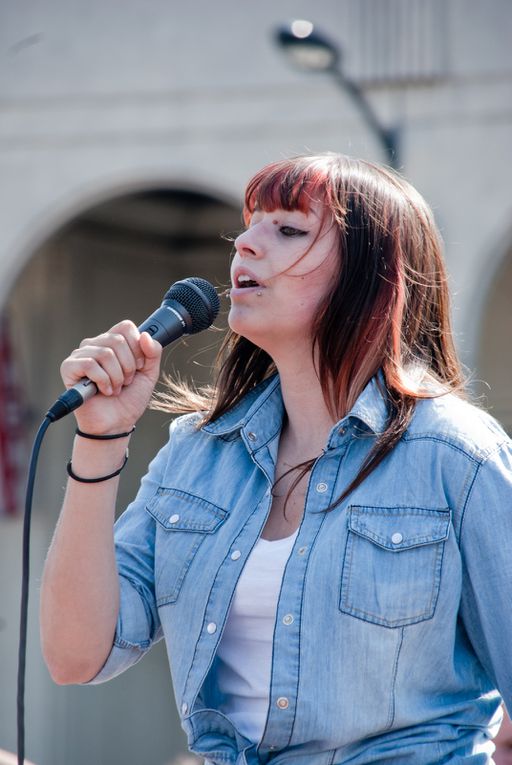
[202,369,390,442]
[342,368,390,435]
[202,375,283,443]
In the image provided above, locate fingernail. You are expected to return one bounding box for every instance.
[106,385,113,396]
[137,359,144,369]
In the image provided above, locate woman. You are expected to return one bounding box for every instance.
[41,153,512,764]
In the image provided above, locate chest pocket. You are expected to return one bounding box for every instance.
[146,487,228,607]
[340,505,450,628]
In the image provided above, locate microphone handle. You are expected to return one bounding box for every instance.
[138,301,190,346]
[46,301,191,422]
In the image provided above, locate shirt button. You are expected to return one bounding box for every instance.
[316,482,328,493]
[391,532,403,545]
[269,745,277,751]
[181,702,188,714]
[168,514,180,524]
[207,622,217,634]
[231,550,242,560]
[248,431,257,441]
[298,546,307,555]
[283,614,294,625]
[338,427,346,435]
[276,697,289,709]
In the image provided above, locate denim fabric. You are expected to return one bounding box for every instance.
[84,370,512,764]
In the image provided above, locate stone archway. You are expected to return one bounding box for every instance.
[8,186,239,506]
[1,186,240,765]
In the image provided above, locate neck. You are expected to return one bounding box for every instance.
[273,347,338,455]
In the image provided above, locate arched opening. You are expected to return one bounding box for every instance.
[476,243,512,436]
[1,187,240,765]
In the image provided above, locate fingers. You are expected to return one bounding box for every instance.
[61,355,116,397]
[83,319,144,372]
[61,320,160,395]
[67,346,125,396]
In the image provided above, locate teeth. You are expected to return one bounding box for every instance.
[237,274,260,287]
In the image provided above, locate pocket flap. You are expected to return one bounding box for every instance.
[348,505,450,550]
[146,487,228,532]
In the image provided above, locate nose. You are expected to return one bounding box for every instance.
[234,227,263,259]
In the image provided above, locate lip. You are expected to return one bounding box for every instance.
[231,267,266,290]
[230,284,265,299]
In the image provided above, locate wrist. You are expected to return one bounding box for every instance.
[70,431,133,480]
[76,425,136,440]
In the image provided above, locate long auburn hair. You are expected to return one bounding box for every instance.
[154,153,469,508]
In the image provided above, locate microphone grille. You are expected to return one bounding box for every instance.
[165,277,220,333]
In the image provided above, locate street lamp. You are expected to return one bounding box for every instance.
[275,20,400,170]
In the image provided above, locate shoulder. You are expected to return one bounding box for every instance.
[406,391,511,462]
[168,411,204,437]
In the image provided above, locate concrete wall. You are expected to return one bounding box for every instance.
[1,0,511,340]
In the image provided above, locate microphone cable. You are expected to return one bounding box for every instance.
[17,415,52,765]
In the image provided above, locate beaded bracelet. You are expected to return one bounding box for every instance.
[66,451,129,483]
[75,426,135,440]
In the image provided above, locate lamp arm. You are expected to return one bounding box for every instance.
[330,67,400,169]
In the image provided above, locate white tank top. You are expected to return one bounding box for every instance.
[215,529,299,743]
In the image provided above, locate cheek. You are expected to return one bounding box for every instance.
[279,270,333,309]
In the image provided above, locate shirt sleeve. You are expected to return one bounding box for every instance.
[81,420,176,685]
[459,438,512,709]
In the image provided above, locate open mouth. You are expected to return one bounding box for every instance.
[236,274,263,289]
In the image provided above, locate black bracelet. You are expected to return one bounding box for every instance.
[66,451,129,483]
[75,426,135,440]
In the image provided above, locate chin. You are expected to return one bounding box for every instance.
[228,316,257,342]
[228,307,250,336]
[228,310,270,348]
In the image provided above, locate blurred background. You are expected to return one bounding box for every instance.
[0,1,511,763]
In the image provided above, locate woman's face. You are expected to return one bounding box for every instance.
[228,200,339,352]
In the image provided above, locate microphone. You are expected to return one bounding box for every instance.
[46,277,220,422]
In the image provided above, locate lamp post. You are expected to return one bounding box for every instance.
[274,20,400,170]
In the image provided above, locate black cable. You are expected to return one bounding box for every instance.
[17,415,52,765]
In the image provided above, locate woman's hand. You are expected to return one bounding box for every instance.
[60,320,162,435]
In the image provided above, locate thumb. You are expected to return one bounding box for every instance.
[139,332,163,373]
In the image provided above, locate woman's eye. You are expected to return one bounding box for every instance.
[279,226,307,237]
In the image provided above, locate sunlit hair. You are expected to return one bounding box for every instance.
[153,153,469,507]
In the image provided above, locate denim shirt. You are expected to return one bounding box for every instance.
[85,371,512,764]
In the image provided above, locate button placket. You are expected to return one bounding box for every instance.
[260,503,327,750]
[262,458,337,751]
[182,515,272,715]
